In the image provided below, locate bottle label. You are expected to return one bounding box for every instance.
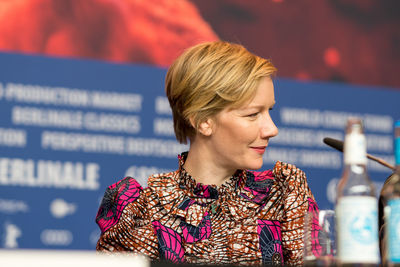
[336,196,379,264]
[344,133,367,165]
[388,199,400,263]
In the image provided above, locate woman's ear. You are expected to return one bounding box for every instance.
[188,117,214,136]
[197,118,213,136]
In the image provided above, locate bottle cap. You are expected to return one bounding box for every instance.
[395,120,400,165]
[344,117,367,165]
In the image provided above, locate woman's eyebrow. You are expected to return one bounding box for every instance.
[243,102,276,109]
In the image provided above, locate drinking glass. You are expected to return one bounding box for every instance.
[303,209,336,266]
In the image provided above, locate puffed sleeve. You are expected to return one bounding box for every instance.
[273,161,318,266]
[95,177,159,260]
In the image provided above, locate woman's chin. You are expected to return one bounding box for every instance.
[246,159,264,170]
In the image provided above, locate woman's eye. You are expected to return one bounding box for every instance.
[247,112,259,117]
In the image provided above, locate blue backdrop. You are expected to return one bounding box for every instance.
[0,52,398,250]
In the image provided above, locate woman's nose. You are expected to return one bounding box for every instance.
[260,115,279,139]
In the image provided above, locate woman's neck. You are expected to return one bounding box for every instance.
[183,142,236,186]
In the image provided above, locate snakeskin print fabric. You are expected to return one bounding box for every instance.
[96,153,318,265]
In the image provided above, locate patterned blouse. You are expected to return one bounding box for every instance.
[95,153,318,266]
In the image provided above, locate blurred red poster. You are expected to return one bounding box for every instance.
[0,0,218,67]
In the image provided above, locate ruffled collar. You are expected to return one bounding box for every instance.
[149,152,275,227]
[177,152,246,201]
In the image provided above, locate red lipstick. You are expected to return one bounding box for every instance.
[251,146,266,154]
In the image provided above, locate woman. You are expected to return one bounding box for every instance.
[95,41,318,265]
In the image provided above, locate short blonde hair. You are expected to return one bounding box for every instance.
[165,41,277,144]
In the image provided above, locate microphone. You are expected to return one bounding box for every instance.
[323,137,395,171]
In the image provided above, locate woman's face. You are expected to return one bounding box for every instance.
[209,77,278,171]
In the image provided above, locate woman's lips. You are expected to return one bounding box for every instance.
[250,146,266,154]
